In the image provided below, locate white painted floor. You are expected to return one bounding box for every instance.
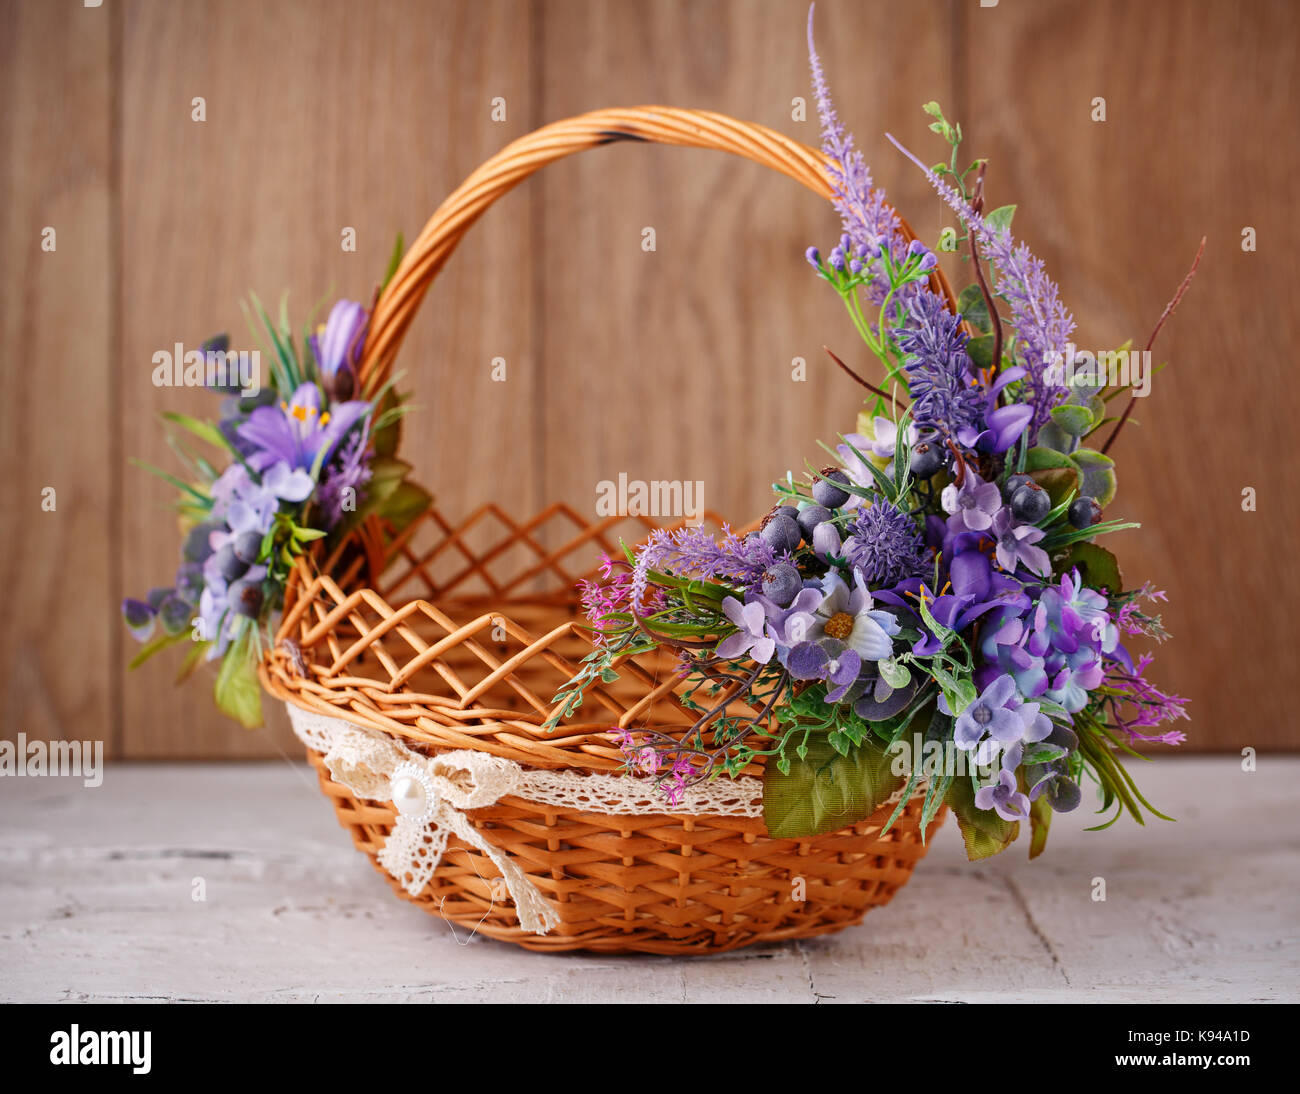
[0,756,1296,1003]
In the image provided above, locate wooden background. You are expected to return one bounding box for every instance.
[1,0,1296,759]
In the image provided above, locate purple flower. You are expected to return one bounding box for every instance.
[990,508,1051,576]
[886,134,1075,439]
[807,8,904,293]
[633,524,775,606]
[953,675,1036,750]
[1026,762,1082,812]
[121,598,156,642]
[786,640,862,701]
[941,469,1002,533]
[318,422,373,529]
[895,290,987,445]
[842,499,927,589]
[974,768,1031,822]
[310,300,367,401]
[715,596,776,664]
[237,382,370,474]
[789,572,900,661]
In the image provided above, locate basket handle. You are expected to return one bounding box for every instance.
[358,106,955,391]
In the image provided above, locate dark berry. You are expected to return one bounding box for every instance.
[1010,482,1051,524]
[1002,473,1032,500]
[182,521,220,563]
[811,469,851,509]
[228,578,264,619]
[909,442,945,478]
[1068,495,1102,529]
[796,504,832,539]
[760,515,802,554]
[760,563,802,607]
[232,529,264,565]
[213,542,250,583]
[157,594,194,636]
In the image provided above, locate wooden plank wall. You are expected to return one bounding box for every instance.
[0,0,1295,758]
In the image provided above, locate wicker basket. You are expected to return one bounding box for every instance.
[260,107,953,954]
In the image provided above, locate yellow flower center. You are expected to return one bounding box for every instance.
[824,611,855,641]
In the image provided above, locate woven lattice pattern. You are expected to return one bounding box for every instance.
[307,750,944,954]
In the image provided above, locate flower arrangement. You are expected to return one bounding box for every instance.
[551,12,1194,859]
[121,252,430,727]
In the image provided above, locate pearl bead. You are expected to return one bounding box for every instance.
[391,773,429,817]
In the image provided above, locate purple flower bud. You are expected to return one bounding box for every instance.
[121,598,156,643]
[805,246,821,268]
[812,520,841,559]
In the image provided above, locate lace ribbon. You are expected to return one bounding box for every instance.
[286,704,768,934]
[287,704,921,935]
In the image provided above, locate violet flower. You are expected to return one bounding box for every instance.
[238,382,370,474]
[990,508,1051,576]
[715,596,776,664]
[974,768,1031,822]
[886,134,1075,438]
[789,572,900,661]
[941,469,1002,534]
[807,7,904,295]
[310,299,367,401]
[895,291,986,445]
[842,499,928,589]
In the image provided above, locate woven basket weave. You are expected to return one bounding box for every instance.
[261,107,953,954]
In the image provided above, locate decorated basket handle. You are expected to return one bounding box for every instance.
[358,106,956,391]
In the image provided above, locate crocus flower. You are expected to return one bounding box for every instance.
[238,382,369,474]
[974,768,1031,822]
[990,507,1051,576]
[310,299,368,401]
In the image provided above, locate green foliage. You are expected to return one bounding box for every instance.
[945,773,1019,860]
[213,631,263,728]
[763,731,902,838]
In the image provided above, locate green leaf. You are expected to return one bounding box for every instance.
[1050,403,1095,437]
[1027,465,1080,509]
[175,639,211,684]
[379,480,433,531]
[1024,445,1074,471]
[763,734,903,839]
[1029,793,1052,859]
[956,284,992,333]
[984,204,1016,234]
[213,634,263,728]
[945,774,1019,860]
[1071,447,1118,507]
[966,333,996,370]
[127,630,188,670]
[128,458,213,506]
[381,232,405,292]
[159,411,233,452]
[1062,541,1124,593]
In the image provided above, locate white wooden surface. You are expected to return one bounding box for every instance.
[1,757,1296,1003]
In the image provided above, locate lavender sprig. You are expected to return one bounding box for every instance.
[886,132,1076,437]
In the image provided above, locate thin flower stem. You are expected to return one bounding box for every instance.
[1102,236,1205,455]
[823,346,909,409]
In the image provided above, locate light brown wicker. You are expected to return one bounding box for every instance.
[260,107,953,954]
